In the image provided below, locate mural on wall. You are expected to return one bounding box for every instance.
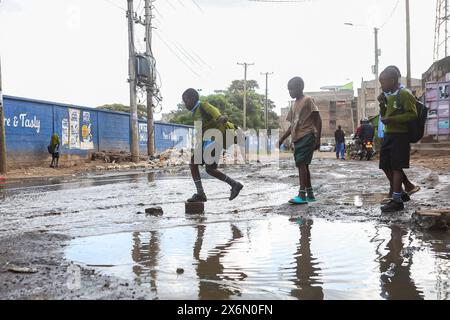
[139,123,148,142]
[69,108,80,149]
[80,111,94,150]
[62,118,69,146]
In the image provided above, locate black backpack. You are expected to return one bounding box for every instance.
[396,89,428,143]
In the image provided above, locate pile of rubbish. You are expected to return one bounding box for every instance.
[91,148,192,168]
[91,147,240,171]
[91,151,148,163]
[149,148,191,167]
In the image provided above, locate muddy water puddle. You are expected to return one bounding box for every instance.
[66,216,450,300]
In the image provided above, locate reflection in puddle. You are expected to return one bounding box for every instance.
[354,196,363,208]
[65,217,450,300]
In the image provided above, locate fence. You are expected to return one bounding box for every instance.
[2,95,193,167]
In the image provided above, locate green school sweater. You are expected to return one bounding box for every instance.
[379,89,417,134]
[192,102,235,135]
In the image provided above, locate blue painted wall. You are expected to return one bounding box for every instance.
[3,95,193,165]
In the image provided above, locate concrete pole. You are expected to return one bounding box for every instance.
[0,57,7,174]
[127,0,139,163]
[406,0,412,88]
[374,27,380,109]
[237,62,254,131]
[145,0,155,157]
[261,72,273,131]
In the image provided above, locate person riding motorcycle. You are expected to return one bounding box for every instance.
[353,118,375,154]
[357,118,375,157]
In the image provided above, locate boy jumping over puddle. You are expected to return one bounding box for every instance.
[377,67,418,212]
[279,77,322,204]
[182,88,243,203]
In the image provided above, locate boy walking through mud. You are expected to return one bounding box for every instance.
[279,77,322,204]
[182,88,243,203]
[381,66,420,202]
[377,67,418,212]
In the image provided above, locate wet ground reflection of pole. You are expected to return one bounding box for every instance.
[131,231,160,293]
[193,223,247,300]
[291,218,324,300]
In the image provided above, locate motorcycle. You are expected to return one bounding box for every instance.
[359,140,374,161]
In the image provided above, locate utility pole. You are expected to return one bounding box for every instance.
[237,62,254,131]
[406,0,412,88]
[144,0,155,157]
[127,0,139,163]
[0,57,7,174]
[374,27,380,110]
[261,72,273,131]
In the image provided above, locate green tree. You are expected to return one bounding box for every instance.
[97,103,147,119]
[169,80,279,130]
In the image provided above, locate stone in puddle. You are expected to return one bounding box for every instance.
[185,202,204,214]
[145,206,163,216]
[176,268,184,274]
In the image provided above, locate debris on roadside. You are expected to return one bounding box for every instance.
[412,209,450,231]
[91,148,193,171]
[176,268,184,274]
[7,266,39,274]
[145,206,164,216]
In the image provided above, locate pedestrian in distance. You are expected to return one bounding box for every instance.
[48,133,60,168]
[334,125,345,160]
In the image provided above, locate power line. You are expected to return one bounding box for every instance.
[190,0,204,13]
[154,31,202,78]
[102,0,127,12]
[380,0,400,30]
[248,0,313,2]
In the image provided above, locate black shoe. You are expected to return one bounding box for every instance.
[401,192,411,202]
[381,200,404,213]
[229,182,243,201]
[187,193,207,203]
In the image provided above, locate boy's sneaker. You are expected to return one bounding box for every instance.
[381,200,404,213]
[289,196,308,205]
[229,182,243,201]
[187,193,207,203]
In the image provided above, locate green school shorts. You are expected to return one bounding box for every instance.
[293,132,315,167]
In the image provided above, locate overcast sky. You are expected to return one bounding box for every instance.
[0,0,436,120]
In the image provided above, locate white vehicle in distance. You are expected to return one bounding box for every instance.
[319,143,334,152]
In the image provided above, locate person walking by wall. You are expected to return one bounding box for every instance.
[48,133,60,168]
[334,125,345,160]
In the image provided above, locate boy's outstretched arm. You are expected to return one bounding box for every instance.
[313,112,322,150]
[279,128,291,148]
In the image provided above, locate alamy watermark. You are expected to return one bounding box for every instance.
[191,120,280,166]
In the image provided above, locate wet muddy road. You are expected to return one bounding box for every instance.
[0,157,449,299]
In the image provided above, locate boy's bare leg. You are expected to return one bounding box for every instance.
[298,164,308,200]
[306,165,315,199]
[306,165,312,188]
[391,170,404,203]
[383,169,394,197]
[402,170,416,193]
[188,163,207,202]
